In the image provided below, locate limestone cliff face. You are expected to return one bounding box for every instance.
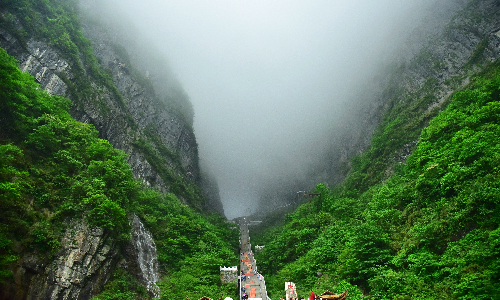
[78,19,201,192]
[200,170,225,216]
[254,0,500,213]
[323,0,500,186]
[0,0,235,212]
[3,216,161,300]
[0,29,199,196]
[0,32,133,298]
[0,1,222,298]
[4,220,117,300]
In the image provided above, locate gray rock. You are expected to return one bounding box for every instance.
[322,0,500,186]
[0,13,203,202]
[20,220,118,300]
[0,4,221,299]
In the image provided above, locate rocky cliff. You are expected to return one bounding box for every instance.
[13,221,117,300]
[321,0,500,187]
[0,1,212,209]
[0,0,225,298]
[250,0,500,213]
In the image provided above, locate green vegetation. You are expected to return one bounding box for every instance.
[341,73,442,195]
[0,0,124,109]
[2,0,498,299]
[1,0,233,297]
[0,0,201,208]
[93,198,239,300]
[465,38,489,68]
[133,124,203,210]
[253,59,500,299]
[0,47,237,298]
[91,270,149,300]
[0,46,134,277]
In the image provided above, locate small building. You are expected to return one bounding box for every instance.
[220,266,238,283]
[249,221,262,226]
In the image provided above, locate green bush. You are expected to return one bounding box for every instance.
[254,55,500,300]
[0,47,238,298]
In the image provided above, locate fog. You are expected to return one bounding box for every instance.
[84,0,447,219]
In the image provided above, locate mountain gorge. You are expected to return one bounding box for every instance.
[304,0,500,192]
[1,0,205,207]
[1,0,500,299]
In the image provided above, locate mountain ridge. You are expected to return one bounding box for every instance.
[250,0,500,298]
[0,0,232,298]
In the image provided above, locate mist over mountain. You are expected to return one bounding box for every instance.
[83,0,465,219]
[2,0,500,298]
[250,0,500,296]
[1,0,236,297]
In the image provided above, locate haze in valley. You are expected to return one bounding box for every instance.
[82,0,456,219]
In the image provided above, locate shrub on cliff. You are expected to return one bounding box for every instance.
[0,46,135,273]
[0,47,238,299]
[253,59,500,300]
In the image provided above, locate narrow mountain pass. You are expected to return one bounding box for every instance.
[239,218,268,300]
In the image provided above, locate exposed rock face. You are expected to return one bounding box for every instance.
[18,42,69,96]
[3,216,162,300]
[0,31,70,96]
[200,170,225,216]
[323,0,500,186]
[79,19,200,185]
[0,0,235,212]
[253,0,500,213]
[127,215,160,297]
[0,16,200,197]
[3,221,117,300]
[0,3,222,299]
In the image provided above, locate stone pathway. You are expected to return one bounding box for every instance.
[239,218,268,300]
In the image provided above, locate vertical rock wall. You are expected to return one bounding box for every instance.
[322,0,500,186]
[127,215,160,297]
[0,2,221,298]
[2,221,117,300]
[0,14,201,198]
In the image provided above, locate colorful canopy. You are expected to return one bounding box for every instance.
[316,290,348,300]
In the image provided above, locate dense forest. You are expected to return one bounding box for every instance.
[249,1,500,298]
[251,25,500,300]
[1,0,208,209]
[0,0,238,298]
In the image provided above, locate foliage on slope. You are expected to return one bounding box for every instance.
[0,48,238,299]
[0,45,134,280]
[253,60,500,300]
[0,0,205,209]
[1,0,121,107]
[95,203,239,300]
[339,0,500,196]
